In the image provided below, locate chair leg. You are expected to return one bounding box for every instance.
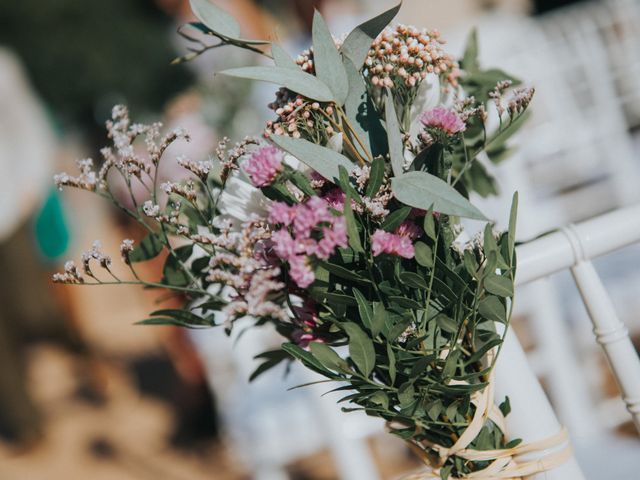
[570,260,640,432]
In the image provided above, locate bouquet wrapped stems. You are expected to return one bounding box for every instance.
[52,2,578,478]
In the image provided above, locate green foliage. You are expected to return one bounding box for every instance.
[220,66,335,102]
[392,172,488,220]
[341,3,403,70]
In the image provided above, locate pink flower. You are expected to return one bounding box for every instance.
[269,202,296,226]
[271,230,296,259]
[371,230,415,259]
[289,255,315,288]
[395,220,422,240]
[243,145,283,187]
[268,197,348,288]
[316,217,348,259]
[322,188,346,211]
[420,106,466,135]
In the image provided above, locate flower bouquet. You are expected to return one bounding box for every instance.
[52,2,567,478]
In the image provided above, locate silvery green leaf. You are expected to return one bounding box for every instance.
[342,323,375,377]
[414,242,434,268]
[341,2,402,70]
[271,43,297,69]
[478,295,506,323]
[391,171,488,220]
[189,1,269,44]
[220,66,334,102]
[484,274,514,298]
[384,92,405,176]
[312,10,349,104]
[343,58,372,156]
[189,0,241,39]
[270,135,353,182]
[461,28,479,73]
[508,191,518,263]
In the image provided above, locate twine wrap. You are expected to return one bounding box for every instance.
[394,357,573,480]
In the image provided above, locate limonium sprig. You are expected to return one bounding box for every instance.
[53,2,545,478]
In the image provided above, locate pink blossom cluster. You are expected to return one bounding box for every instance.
[242,145,284,187]
[269,197,348,288]
[371,221,422,259]
[420,106,466,135]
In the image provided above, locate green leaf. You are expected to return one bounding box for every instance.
[384,91,405,177]
[478,295,506,323]
[436,315,458,334]
[463,250,479,278]
[270,135,353,182]
[465,68,521,88]
[399,271,428,290]
[128,233,164,263]
[392,171,487,220]
[484,274,514,298]
[381,206,411,232]
[312,10,349,104]
[310,342,348,372]
[136,317,207,329]
[149,308,211,326]
[386,344,396,384]
[461,28,479,73]
[341,2,402,69]
[424,208,437,241]
[271,43,297,69]
[388,296,423,310]
[249,349,291,381]
[499,396,512,417]
[414,242,434,268]
[162,245,194,287]
[319,262,369,284]
[220,66,334,102]
[343,189,364,253]
[353,288,374,331]
[189,0,240,39]
[508,192,518,263]
[366,156,385,197]
[282,342,332,376]
[372,303,387,338]
[343,57,369,153]
[397,381,415,407]
[342,322,376,377]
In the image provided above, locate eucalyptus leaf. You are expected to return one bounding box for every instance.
[271,43,297,69]
[312,10,349,104]
[392,171,487,220]
[341,2,402,69]
[189,0,240,39]
[385,91,405,176]
[220,66,335,102]
[270,135,353,182]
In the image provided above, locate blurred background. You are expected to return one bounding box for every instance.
[0,0,639,479]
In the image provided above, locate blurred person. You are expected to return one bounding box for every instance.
[0,49,73,444]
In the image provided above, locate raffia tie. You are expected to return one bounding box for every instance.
[393,361,573,480]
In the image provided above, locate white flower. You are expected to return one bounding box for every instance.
[218,172,271,224]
